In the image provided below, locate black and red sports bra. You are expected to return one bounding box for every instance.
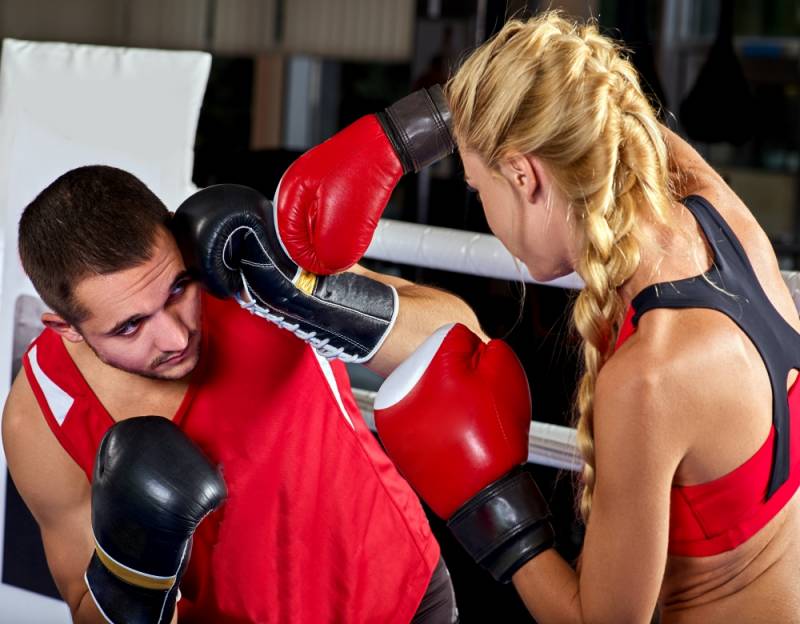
[615,195,800,557]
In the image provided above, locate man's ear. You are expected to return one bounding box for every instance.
[503,153,541,203]
[41,313,84,343]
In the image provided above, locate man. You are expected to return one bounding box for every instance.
[3,122,480,622]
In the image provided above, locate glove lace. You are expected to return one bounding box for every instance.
[235,294,356,362]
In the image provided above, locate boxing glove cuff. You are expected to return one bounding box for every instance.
[447,467,555,583]
[238,261,399,363]
[376,85,455,174]
[85,549,184,624]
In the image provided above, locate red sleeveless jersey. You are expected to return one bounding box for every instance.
[23,294,439,622]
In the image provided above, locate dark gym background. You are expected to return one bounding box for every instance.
[4,1,800,622]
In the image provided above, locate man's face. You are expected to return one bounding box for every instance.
[72,228,203,380]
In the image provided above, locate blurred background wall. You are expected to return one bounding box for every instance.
[1,1,799,622]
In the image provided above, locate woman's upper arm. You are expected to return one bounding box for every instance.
[578,359,687,623]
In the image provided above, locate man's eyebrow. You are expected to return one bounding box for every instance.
[172,270,192,286]
[104,271,192,336]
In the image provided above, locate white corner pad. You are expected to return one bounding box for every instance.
[354,284,399,364]
[374,323,456,411]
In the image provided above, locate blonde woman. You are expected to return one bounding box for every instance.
[370,12,800,624]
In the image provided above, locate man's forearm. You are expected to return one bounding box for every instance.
[75,589,179,624]
[350,265,485,376]
[74,589,112,624]
[373,284,485,377]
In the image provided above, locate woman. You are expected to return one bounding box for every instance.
[394,11,800,623]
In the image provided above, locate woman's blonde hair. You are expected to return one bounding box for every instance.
[447,12,675,522]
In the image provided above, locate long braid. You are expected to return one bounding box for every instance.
[447,12,675,523]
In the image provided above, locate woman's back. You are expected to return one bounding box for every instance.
[618,175,800,622]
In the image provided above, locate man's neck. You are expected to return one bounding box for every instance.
[62,339,191,422]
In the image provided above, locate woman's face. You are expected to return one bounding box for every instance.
[461,150,578,282]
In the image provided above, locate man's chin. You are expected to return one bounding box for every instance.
[83,333,202,381]
[101,347,200,381]
[149,350,201,381]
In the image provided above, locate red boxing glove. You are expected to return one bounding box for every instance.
[374,324,554,583]
[275,86,454,275]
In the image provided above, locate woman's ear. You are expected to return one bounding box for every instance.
[42,312,84,343]
[502,153,540,203]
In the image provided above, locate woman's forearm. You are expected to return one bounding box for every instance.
[512,549,584,624]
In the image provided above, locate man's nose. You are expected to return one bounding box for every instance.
[153,310,190,353]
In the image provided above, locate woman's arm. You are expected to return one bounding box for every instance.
[511,352,688,623]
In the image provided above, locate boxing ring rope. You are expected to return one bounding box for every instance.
[359,218,800,473]
[365,218,585,289]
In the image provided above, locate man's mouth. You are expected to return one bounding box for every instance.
[155,332,198,368]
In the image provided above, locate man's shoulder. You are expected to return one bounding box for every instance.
[2,367,60,469]
[18,325,57,370]
[3,367,40,439]
[2,369,90,620]
[2,369,87,517]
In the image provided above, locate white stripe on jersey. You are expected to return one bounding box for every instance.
[28,344,74,426]
[313,350,355,430]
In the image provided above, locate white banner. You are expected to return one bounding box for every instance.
[0,38,210,621]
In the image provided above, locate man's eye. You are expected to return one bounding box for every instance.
[170,280,189,297]
[118,320,142,337]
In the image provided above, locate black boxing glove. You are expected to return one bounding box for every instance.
[85,417,226,624]
[171,184,398,363]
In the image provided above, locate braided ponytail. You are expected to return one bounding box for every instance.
[448,12,675,522]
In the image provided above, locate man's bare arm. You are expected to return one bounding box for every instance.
[2,371,109,623]
[349,264,487,377]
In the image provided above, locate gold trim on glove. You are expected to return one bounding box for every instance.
[94,542,176,591]
[294,269,318,296]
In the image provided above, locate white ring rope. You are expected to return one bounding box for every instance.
[358,218,800,472]
[365,219,585,289]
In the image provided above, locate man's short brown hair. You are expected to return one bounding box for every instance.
[19,165,171,325]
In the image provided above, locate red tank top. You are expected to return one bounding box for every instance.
[24,294,439,623]
[617,306,800,557]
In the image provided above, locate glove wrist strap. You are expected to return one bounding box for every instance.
[86,552,182,624]
[447,467,555,583]
[93,539,178,591]
[377,85,455,173]
[238,272,398,363]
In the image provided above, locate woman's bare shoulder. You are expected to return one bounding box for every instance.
[598,309,753,452]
